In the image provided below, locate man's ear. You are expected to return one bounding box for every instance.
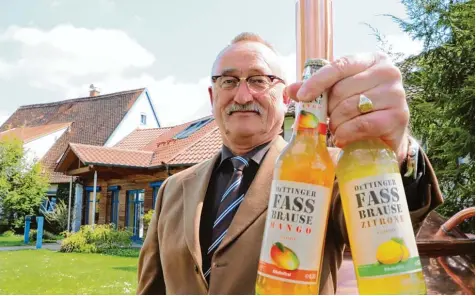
[208,86,213,106]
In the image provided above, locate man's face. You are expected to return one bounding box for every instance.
[209,42,288,146]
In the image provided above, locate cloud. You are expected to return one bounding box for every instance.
[0,24,155,90]
[0,25,300,128]
[378,33,424,63]
[386,34,423,57]
[0,24,213,127]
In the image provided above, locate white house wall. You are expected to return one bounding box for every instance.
[104,91,159,147]
[24,127,69,164]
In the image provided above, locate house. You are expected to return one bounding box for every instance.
[53,98,344,238]
[0,87,161,210]
[55,115,220,236]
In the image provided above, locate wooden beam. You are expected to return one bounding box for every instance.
[66,165,94,176]
[94,166,163,176]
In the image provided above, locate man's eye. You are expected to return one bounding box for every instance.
[249,78,267,84]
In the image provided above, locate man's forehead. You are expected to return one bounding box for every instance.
[212,41,282,76]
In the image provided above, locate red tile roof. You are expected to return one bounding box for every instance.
[56,115,223,170]
[169,127,222,165]
[149,116,217,166]
[69,143,154,168]
[1,88,146,183]
[0,122,71,143]
[114,127,171,151]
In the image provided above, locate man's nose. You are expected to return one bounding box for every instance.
[233,81,254,105]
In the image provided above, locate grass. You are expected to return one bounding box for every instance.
[0,234,25,247]
[0,234,60,247]
[0,249,139,294]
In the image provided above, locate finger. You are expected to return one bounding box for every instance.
[285,82,303,101]
[296,52,386,102]
[332,108,409,152]
[328,62,402,113]
[328,83,406,133]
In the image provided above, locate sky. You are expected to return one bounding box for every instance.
[0,0,423,127]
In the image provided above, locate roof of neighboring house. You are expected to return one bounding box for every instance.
[55,115,222,172]
[114,127,171,151]
[0,122,72,143]
[168,127,222,165]
[148,116,216,166]
[69,143,154,168]
[1,88,146,183]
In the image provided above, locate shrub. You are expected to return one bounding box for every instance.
[143,210,154,235]
[2,230,15,237]
[60,224,132,253]
[29,229,59,243]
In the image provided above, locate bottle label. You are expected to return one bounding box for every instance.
[257,180,332,284]
[342,173,423,278]
[295,94,328,135]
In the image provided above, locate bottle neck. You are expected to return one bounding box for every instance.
[291,98,328,144]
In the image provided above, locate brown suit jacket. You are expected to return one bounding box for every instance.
[137,136,443,295]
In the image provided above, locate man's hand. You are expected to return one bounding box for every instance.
[286,52,409,163]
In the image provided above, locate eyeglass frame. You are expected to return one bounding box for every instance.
[211,74,286,93]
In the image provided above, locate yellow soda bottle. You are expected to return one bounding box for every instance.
[255,58,335,294]
[335,138,427,294]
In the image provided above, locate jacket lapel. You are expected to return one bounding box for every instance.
[216,136,288,254]
[182,153,220,277]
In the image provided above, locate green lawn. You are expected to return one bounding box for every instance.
[0,234,59,247]
[0,234,25,247]
[0,249,140,294]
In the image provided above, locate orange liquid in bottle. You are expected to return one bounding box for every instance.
[255,59,335,294]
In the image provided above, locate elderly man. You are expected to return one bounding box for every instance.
[137,32,443,295]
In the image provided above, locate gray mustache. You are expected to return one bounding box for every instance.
[226,103,262,115]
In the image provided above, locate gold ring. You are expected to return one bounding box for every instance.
[358,94,374,114]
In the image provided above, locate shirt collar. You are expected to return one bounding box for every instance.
[217,141,272,170]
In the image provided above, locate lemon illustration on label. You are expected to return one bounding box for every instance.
[376,237,410,265]
[298,110,319,129]
[270,242,300,270]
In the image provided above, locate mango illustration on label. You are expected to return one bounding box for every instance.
[270,242,300,271]
[297,110,319,129]
[257,180,332,285]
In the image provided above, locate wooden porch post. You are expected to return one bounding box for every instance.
[92,170,97,225]
[67,176,73,232]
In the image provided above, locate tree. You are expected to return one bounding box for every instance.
[0,136,50,229]
[386,0,474,232]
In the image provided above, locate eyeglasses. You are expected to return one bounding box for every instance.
[211,74,285,93]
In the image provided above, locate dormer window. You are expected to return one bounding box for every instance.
[174,118,213,139]
[140,114,147,125]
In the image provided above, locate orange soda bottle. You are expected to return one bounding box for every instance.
[255,58,335,294]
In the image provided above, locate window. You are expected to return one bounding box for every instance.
[173,118,213,139]
[149,181,163,209]
[40,197,57,213]
[107,186,120,229]
[84,186,101,225]
[140,113,147,125]
[126,189,145,241]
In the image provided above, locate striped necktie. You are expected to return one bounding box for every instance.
[203,155,250,281]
